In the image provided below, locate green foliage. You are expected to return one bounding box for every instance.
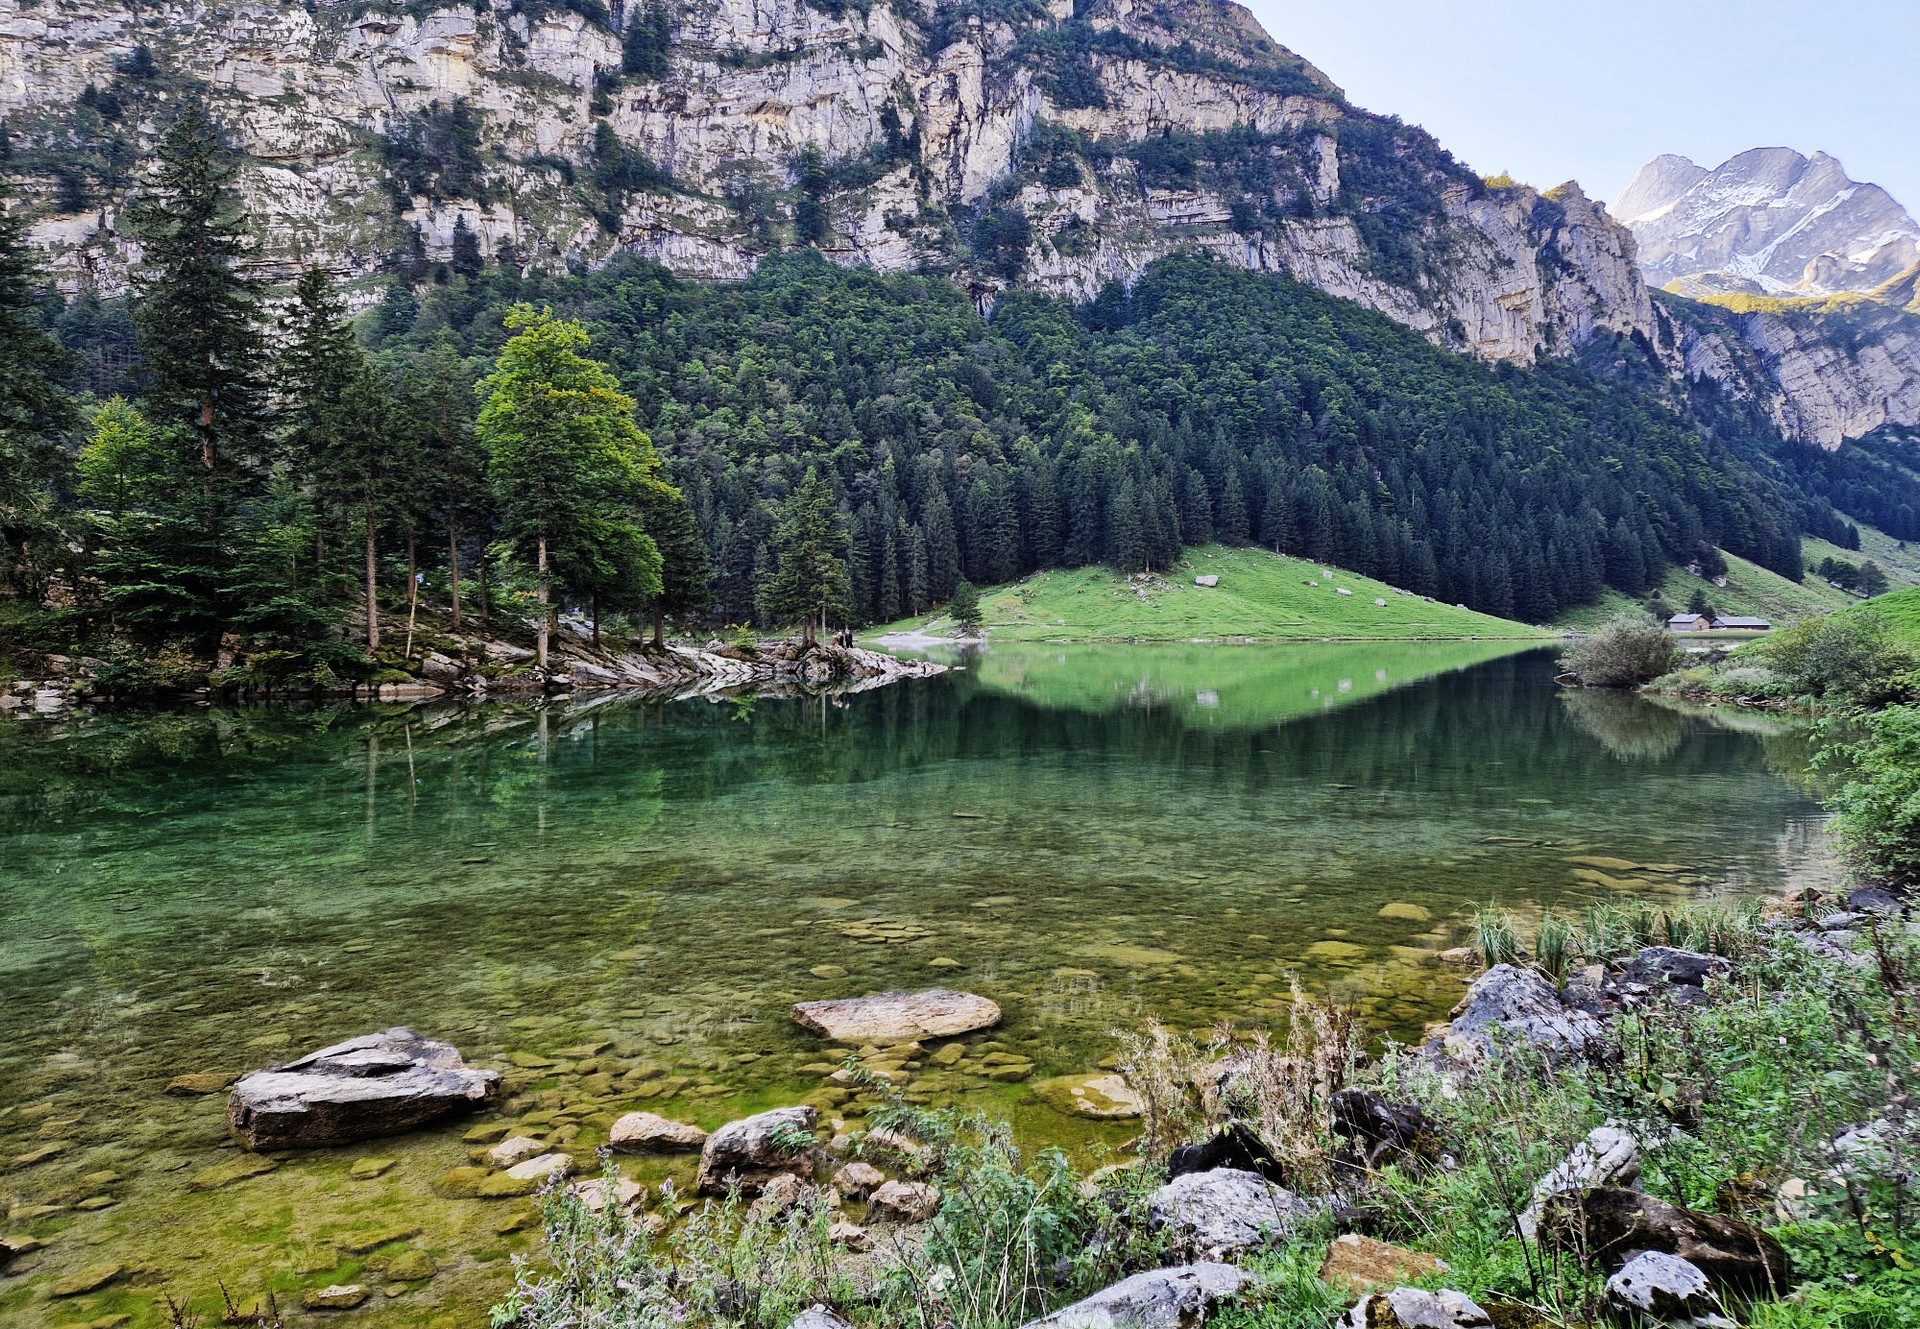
[621,1,673,79]
[1473,905,1521,968]
[757,466,849,638]
[1828,704,1920,890]
[1757,610,1917,705]
[948,577,982,634]
[379,98,488,203]
[1559,615,1681,687]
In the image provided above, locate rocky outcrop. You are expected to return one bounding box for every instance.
[1443,964,1606,1062]
[1146,1167,1311,1259]
[790,989,1001,1043]
[1331,1088,1442,1174]
[1319,1234,1449,1295]
[1606,1251,1734,1328]
[227,1028,500,1150]
[1022,1262,1246,1328]
[1517,1125,1641,1240]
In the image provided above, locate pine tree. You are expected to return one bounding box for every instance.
[0,149,74,599]
[1217,469,1249,544]
[637,483,709,645]
[128,94,264,473]
[758,466,848,643]
[949,577,982,635]
[275,266,359,567]
[477,306,661,669]
[923,486,959,601]
[393,336,488,629]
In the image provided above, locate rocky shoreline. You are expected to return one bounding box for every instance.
[2,634,947,713]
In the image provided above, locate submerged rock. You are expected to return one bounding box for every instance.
[304,1284,370,1310]
[1147,1167,1312,1259]
[608,1111,707,1154]
[696,1106,820,1196]
[50,1262,125,1297]
[1541,1188,1789,1295]
[228,1028,500,1151]
[1446,964,1605,1061]
[790,990,1001,1043]
[1606,1251,1734,1327]
[1023,1262,1246,1328]
[1032,1073,1144,1120]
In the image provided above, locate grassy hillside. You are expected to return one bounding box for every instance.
[1554,548,1855,632]
[1803,528,1920,590]
[871,547,1551,642]
[1839,585,1920,647]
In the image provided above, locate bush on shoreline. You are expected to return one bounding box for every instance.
[1558,615,1680,688]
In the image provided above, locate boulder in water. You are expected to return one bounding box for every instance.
[790,989,1000,1043]
[696,1106,820,1196]
[228,1028,500,1151]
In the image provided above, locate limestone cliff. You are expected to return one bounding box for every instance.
[0,0,1651,367]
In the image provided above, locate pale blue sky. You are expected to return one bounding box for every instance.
[1245,0,1920,215]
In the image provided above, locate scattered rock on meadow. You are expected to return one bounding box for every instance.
[790,990,1001,1043]
[827,1219,868,1249]
[1032,1073,1143,1120]
[696,1106,819,1196]
[1319,1233,1450,1294]
[385,1249,438,1282]
[1606,1251,1732,1326]
[608,1112,707,1154]
[1341,1287,1492,1329]
[1331,1088,1441,1173]
[228,1028,500,1150]
[1624,947,1731,990]
[1022,1262,1245,1328]
[1147,1167,1311,1259]
[1446,964,1605,1061]
[866,1179,939,1224]
[1541,1188,1789,1295]
[1518,1125,1641,1239]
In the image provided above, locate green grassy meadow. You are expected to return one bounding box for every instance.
[870,546,1551,642]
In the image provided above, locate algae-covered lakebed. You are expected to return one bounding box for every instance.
[0,644,1834,1326]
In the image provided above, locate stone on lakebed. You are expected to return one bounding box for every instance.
[608,1111,707,1154]
[228,1028,500,1151]
[1032,1073,1143,1120]
[790,990,1000,1043]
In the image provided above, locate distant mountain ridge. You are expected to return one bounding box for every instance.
[1615,147,1920,298]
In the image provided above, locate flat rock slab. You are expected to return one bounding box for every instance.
[1342,1287,1493,1329]
[1033,1073,1144,1120]
[790,990,1000,1043]
[229,1027,500,1151]
[1024,1262,1245,1327]
[608,1111,707,1153]
[1320,1234,1450,1294]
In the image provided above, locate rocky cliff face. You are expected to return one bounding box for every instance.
[1,0,1652,367]
[4,0,1912,450]
[1616,148,1920,298]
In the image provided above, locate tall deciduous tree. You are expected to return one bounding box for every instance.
[476,305,660,669]
[758,466,848,644]
[128,94,264,474]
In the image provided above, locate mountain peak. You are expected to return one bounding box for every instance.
[1616,147,1920,297]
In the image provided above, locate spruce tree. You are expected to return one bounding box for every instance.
[949,577,982,635]
[0,152,74,598]
[637,483,709,645]
[128,94,264,473]
[758,466,849,644]
[395,337,488,629]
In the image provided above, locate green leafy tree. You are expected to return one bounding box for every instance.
[476,305,660,669]
[1830,704,1920,891]
[393,336,489,629]
[1859,561,1890,598]
[637,484,709,646]
[1558,615,1680,688]
[949,576,982,635]
[128,93,264,473]
[758,466,848,644]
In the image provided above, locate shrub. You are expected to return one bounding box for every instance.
[1756,610,1915,705]
[1558,615,1680,688]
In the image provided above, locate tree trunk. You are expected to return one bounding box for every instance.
[651,606,664,649]
[536,530,549,670]
[479,559,491,629]
[448,523,463,630]
[364,513,380,652]
[403,529,419,661]
[200,395,217,471]
[591,593,600,648]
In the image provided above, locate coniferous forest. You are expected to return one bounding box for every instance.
[4,95,1917,688]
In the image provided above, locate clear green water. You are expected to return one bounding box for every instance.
[0,643,1831,1326]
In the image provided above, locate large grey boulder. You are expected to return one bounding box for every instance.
[790,989,1000,1043]
[787,1307,855,1329]
[1518,1125,1642,1239]
[1540,1188,1790,1295]
[1624,947,1731,989]
[1606,1251,1734,1327]
[608,1111,707,1153]
[696,1106,820,1196]
[1023,1263,1245,1328]
[1342,1287,1493,1329]
[1447,964,1605,1061]
[228,1028,500,1150]
[1147,1167,1311,1259]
